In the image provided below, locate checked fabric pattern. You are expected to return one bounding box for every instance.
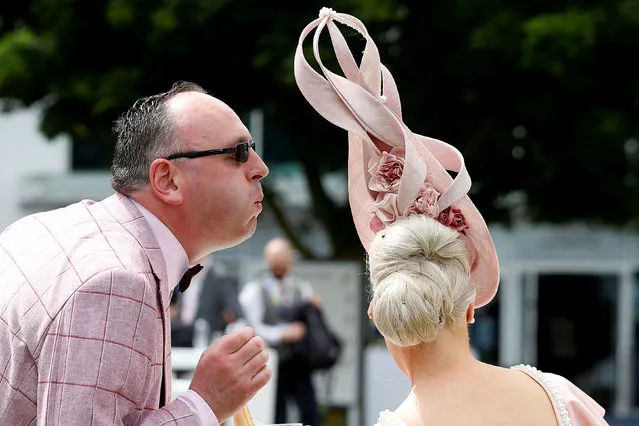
[0,193,198,425]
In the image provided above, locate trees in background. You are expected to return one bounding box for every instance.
[1,0,637,258]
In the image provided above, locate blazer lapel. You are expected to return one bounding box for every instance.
[100,193,174,406]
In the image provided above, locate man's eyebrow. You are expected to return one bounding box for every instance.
[226,135,253,148]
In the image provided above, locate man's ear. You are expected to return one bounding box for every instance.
[149,159,183,205]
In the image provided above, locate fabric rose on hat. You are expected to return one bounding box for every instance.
[403,182,440,218]
[437,207,469,232]
[370,192,401,232]
[367,147,470,234]
[367,149,404,193]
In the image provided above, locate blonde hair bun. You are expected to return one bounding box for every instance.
[367,215,475,347]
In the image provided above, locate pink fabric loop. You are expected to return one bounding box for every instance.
[324,11,382,95]
[417,135,472,211]
[294,19,372,142]
[309,20,404,145]
[380,64,402,118]
[295,9,469,211]
[326,23,359,81]
[295,9,500,308]
[321,12,403,117]
[397,132,427,211]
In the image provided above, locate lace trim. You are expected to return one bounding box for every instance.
[511,364,572,426]
[374,409,406,426]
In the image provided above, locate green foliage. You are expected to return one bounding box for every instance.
[0,0,638,257]
[521,9,601,75]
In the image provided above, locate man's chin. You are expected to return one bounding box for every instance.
[214,223,257,251]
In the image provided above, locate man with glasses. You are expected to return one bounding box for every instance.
[0,81,270,425]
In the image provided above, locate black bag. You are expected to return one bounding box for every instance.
[292,302,342,371]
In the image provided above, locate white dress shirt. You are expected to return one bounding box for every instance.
[180,271,206,325]
[132,200,217,426]
[239,272,314,346]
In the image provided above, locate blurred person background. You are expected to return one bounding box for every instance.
[170,255,244,348]
[239,237,324,426]
[2,1,639,425]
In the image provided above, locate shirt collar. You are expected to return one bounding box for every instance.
[264,271,291,289]
[131,199,189,290]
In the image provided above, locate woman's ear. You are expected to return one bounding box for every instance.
[466,304,475,324]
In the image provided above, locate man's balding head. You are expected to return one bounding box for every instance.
[264,238,294,279]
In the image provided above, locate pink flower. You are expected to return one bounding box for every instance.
[366,149,471,235]
[403,182,440,218]
[436,207,469,232]
[370,192,400,230]
[367,150,404,193]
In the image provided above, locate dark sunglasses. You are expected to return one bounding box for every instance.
[165,141,256,163]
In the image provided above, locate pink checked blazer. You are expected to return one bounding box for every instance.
[0,193,199,425]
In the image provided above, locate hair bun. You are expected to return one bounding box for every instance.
[368,215,476,347]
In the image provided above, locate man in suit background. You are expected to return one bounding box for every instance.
[195,256,244,337]
[171,254,244,347]
[239,237,322,426]
[0,81,271,425]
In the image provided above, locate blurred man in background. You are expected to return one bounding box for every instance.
[239,237,322,426]
[172,254,244,347]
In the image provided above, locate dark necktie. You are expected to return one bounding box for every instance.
[178,264,204,293]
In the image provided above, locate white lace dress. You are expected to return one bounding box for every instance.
[373,365,607,426]
[374,409,405,426]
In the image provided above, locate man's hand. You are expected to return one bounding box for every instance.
[189,327,272,421]
[281,321,306,343]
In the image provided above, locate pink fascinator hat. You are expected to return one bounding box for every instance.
[294,8,499,307]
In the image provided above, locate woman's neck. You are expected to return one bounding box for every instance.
[397,325,482,387]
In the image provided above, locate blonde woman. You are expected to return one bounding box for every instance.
[294,8,608,426]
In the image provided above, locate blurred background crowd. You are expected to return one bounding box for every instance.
[2,1,639,424]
